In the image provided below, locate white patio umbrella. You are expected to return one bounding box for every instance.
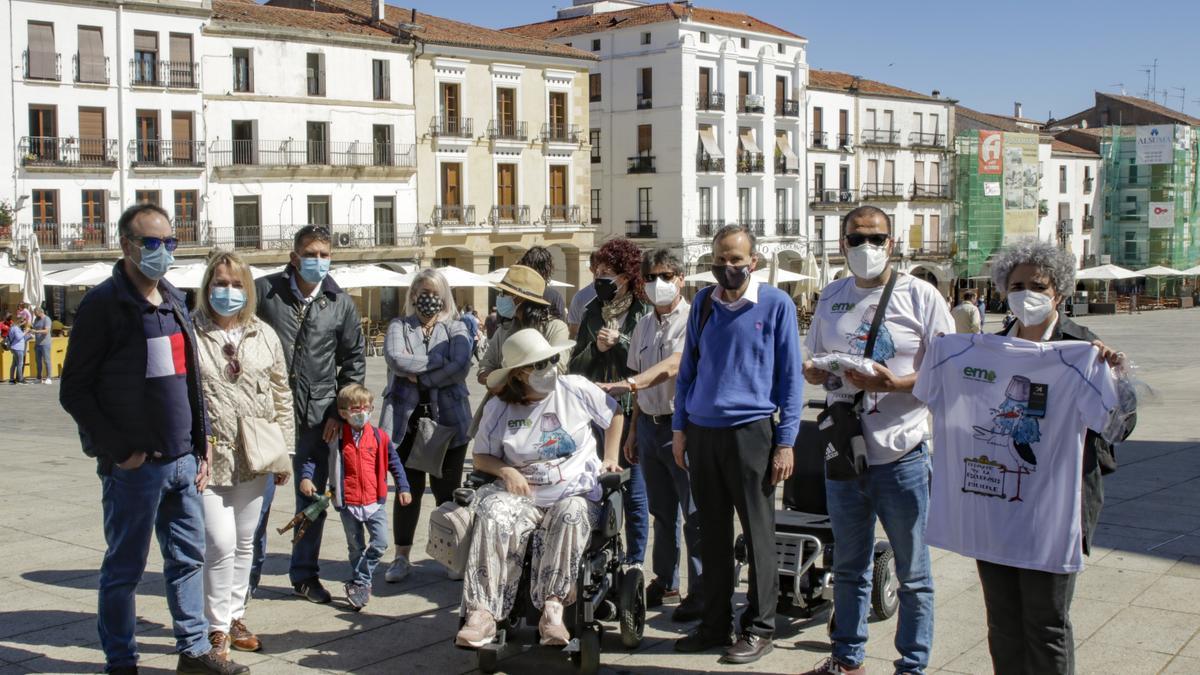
[487,268,573,288]
[428,265,492,288]
[1076,264,1143,302]
[164,263,272,290]
[328,264,411,289]
[1138,265,1187,303]
[1181,265,1200,276]
[22,237,44,309]
[0,261,26,286]
[43,261,117,287]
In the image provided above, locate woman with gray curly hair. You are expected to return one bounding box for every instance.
[975,236,1130,674]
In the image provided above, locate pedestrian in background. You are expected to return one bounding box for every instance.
[6,318,29,384]
[31,307,52,383]
[478,265,569,390]
[952,290,983,334]
[567,250,599,338]
[519,246,567,320]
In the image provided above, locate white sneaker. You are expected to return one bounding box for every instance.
[446,565,463,581]
[385,555,411,583]
[43,379,51,385]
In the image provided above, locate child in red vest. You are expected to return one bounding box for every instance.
[300,384,411,610]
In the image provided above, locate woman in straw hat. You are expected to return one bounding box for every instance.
[455,329,623,650]
[477,264,569,389]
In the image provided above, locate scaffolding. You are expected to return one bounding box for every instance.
[953,132,1004,279]
[1100,124,1200,271]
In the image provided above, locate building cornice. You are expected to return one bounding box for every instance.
[24,0,213,18]
[419,44,592,73]
[203,93,414,111]
[808,85,951,108]
[204,21,414,52]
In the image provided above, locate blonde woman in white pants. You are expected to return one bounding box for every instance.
[194,251,294,659]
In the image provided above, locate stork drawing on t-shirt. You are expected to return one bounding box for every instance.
[845,304,896,414]
[536,412,576,460]
[972,375,1042,472]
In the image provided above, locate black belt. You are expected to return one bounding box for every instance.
[646,413,673,426]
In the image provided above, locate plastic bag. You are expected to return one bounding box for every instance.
[810,352,877,377]
[1100,359,1151,445]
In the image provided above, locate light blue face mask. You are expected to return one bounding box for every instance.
[209,286,247,317]
[298,256,330,284]
[137,244,174,281]
[496,294,516,319]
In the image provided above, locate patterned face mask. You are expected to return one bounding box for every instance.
[415,291,444,318]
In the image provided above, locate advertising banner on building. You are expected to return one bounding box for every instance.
[1001,132,1040,243]
[1136,125,1174,165]
[1149,202,1174,229]
[979,131,1003,175]
[983,182,1001,197]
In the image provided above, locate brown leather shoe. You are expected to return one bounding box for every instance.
[798,656,867,674]
[208,630,231,659]
[229,619,262,652]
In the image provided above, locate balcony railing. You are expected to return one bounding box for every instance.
[209,140,415,168]
[628,155,656,173]
[74,54,109,84]
[23,50,61,81]
[430,116,474,138]
[19,136,118,168]
[487,119,527,142]
[489,205,530,226]
[738,94,765,114]
[836,133,854,150]
[905,240,951,256]
[32,221,422,252]
[543,205,581,224]
[911,183,949,200]
[130,60,198,88]
[862,182,905,199]
[433,205,475,226]
[625,219,658,238]
[696,218,725,238]
[810,186,859,205]
[861,128,900,145]
[776,219,801,236]
[736,152,764,173]
[778,99,801,117]
[739,219,765,236]
[811,131,829,148]
[541,123,581,144]
[1084,177,1094,194]
[1082,214,1095,230]
[129,139,206,168]
[31,222,114,250]
[697,92,725,111]
[697,153,724,173]
[908,131,945,148]
[637,96,653,110]
[775,157,800,175]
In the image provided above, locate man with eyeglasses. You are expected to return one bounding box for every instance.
[799,206,952,675]
[61,203,247,674]
[600,248,703,621]
[250,225,366,605]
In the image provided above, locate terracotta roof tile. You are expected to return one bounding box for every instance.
[955,106,1025,133]
[807,69,939,102]
[505,2,802,41]
[1050,139,1098,157]
[1099,92,1200,126]
[213,0,395,38]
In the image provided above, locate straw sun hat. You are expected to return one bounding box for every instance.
[485,328,575,390]
[494,265,550,306]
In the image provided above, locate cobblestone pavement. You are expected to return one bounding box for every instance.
[0,310,1197,674]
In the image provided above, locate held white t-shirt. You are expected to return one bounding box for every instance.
[913,334,1119,574]
[806,273,954,464]
[475,374,617,507]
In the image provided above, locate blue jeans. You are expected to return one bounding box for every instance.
[826,445,934,675]
[9,351,25,382]
[99,454,209,670]
[35,343,51,379]
[289,425,330,585]
[623,456,649,565]
[638,416,702,596]
[341,507,390,587]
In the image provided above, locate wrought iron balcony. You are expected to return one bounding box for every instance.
[739,219,765,236]
[776,219,801,236]
[906,240,951,256]
[738,94,765,114]
[209,140,415,168]
[637,95,653,110]
[736,152,764,173]
[696,218,725,238]
[1082,214,1095,230]
[430,116,474,138]
[860,128,900,146]
[433,205,476,226]
[74,54,109,84]
[775,157,800,175]
[627,155,656,173]
[911,183,949,200]
[1084,177,1094,194]
[489,205,531,226]
[811,131,829,149]
[908,131,945,148]
[836,133,855,150]
[543,205,582,224]
[23,50,61,81]
[129,59,198,88]
[541,123,581,144]
[31,221,221,251]
[697,92,725,111]
[487,119,527,142]
[129,140,206,168]
[625,220,658,238]
[810,186,859,206]
[778,99,801,117]
[696,153,724,173]
[862,182,905,199]
[19,136,117,168]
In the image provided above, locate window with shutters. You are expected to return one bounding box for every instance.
[167,33,194,88]
[372,59,389,101]
[440,83,461,134]
[441,163,462,207]
[78,108,105,163]
[1059,165,1068,193]
[136,190,160,206]
[27,106,57,162]
[26,22,58,81]
[637,68,652,109]
[32,190,59,247]
[306,121,329,165]
[637,188,652,221]
[133,31,158,85]
[233,196,260,248]
[232,48,252,92]
[174,190,198,223]
[307,196,330,226]
[589,73,601,103]
[135,110,159,164]
[81,190,107,225]
[813,164,825,193]
[373,124,393,166]
[496,88,516,136]
[76,26,105,83]
[591,189,601,224]
[171,112,194,164]
[306,52,325,96]
[497,164,517,208]
[637,124,652,156]
[549,92,567,139]
[590,129,601,163]
[641,32,651,45]
[549,165,567,207]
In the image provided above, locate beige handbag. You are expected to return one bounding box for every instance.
[238,417,290,473]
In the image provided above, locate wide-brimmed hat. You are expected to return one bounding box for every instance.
[494,265,550,306]
[485,329,575,390]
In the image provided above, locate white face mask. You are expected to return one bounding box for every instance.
[526,366,558,395]
[649,278,679,307]
[1007,290,1056,327]
[348,411,370,429]
[846,243,889,280]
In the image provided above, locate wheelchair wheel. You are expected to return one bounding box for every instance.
[572,625,601,674]
[617,567,645,649]
[477,643,500,674]
[871,547,900,620]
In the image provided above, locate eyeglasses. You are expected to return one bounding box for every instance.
[643,271,677,283]
[128,235,179,252]
[845,233,890,247]
[342,405,372,414]
[531,354,560,371]
[222,343,241,382]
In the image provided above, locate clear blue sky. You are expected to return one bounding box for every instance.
[392,0,1200,122]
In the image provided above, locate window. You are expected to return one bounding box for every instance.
[914,160,925,186]
[930,161,941,186]
[233,196,259,248]
[168,33,194,87]
[231,120,255,164]
[637,68,652,108]
[306,121,328,164]
[440,83,461,133]
[813,164,825,192]
[815,215,825,243]
[641,32,651,45]
[813,106,824,134]
[135,110,159,163]
[777,43,785,54]
[77,27,105,84]
[591,189,601,224]
[884,159,896,189]
[740,37,749,49]
[26,22,57,80]
[912,112,923,134]
[549,165,567,207]
[171,111,194,163]
[775,188,787,221]
[1124,231,1137,259]
[32,189,58,246]
[497,163,517,210]
[930,215,940,239]
[549,91,567,137]
[1084,165,1093,193]
[372,59,389,101]
[135,190,160,206]
[496,88,516,135]
[589,73,601,103]
[174,190,198,223]
[737,188,751,223]
[81,190,106,224]
[28,105,56,163]
[930,113,940,135]
[637,188,652,222]
[1059,165,1067,193]
[910,214,924,250]
[699,31,708,43]
[374,196,395,226]
[591,38,600,51]
[637,124,652,155]
[839,165,850,190]
[78,107,105,162]
[699,187,712,222]
[133,31,158,85]
[307,195,330,226]
[373,124,393,165]
[232,48,252,92]
[590,128,601,163]
[441,163,463,208]
[1084,203,1092,226]
[306,52,325,96]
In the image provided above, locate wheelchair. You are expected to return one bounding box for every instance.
[453,469,646,674]
[734,409,900,631]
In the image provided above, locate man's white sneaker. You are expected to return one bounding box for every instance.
[385,555,411,583]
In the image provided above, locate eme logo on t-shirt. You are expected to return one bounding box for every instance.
[146,333,188,378]
[962,366,997,383]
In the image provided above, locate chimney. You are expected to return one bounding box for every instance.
[1014,101,1023,119]
[372,0,385,23]
[931,89,940,98]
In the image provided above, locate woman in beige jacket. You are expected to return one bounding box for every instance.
[193,251,294,660]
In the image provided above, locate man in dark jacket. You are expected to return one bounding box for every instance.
[60,203,246,675]
[249,225,366,604]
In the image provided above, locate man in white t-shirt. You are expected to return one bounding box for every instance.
[800,206,953,675]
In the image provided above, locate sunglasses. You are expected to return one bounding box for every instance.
[531,354,560,371]
[128,235,179,252]
[643,271,677,283]
[222,343,241,382]
[845,233,890,247]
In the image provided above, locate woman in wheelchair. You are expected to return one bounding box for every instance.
[456,329,624,650]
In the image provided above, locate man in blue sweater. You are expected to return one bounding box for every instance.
[672,224,803,665]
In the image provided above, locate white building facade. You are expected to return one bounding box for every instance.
[1041,141,1100,266]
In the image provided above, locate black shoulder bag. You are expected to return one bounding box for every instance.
[819,269,898,481]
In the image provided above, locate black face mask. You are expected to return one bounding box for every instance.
[594,277,619,303]
[711,264,751,291]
